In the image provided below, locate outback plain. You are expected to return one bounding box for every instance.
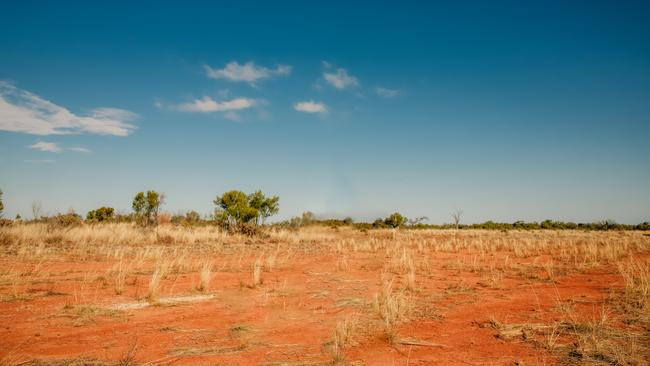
[1,222,649,365]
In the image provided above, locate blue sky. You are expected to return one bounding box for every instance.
[1,1,649,223]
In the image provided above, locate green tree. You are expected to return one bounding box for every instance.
[214,190,258,226]
[185,210,201,224]
[384,212,407,228]
[248,190,265,225]
[0,189,4,218]
[248,190,280,225]
[86,207,115,222]
[301,211,315,225]
[132,192,146,219]
[132,190,164,226]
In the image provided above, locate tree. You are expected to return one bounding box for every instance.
[185,210,201,224]
[86,207,115,222]
[451,209,463,230]
[384,212,407,228]
[301,211,315,225]
[0,189,3,218]
[32,201,42,220]
[408,216,429,225]
[214,190,258,226]
[248,190,280,225]
[132,190,164,226]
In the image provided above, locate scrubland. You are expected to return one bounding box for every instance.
[0,223,649,365]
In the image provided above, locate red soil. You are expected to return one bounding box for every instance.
[0,242,631,365]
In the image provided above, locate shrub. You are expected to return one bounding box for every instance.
[48,212,83,227]
[86,206,115,222]
[384,212,407,228]
[185,210,201,224]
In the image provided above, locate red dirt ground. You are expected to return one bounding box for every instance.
[0,230,643,365]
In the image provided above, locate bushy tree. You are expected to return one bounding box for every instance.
[0,189,4,218]
[384,212,407,228]
[185,210,201,224]
[214,190,259,226]
[214,190,280,227]
[248,190,280,225]
[86,206,115,222]
[132,190,164,226]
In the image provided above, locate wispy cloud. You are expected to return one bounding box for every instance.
[0,81,138,136]
[294,101,327,114]
[29,141,62,153]
[205,61,292,85]
[224,111,241,121]
[375,87,400,98]
[172,96,258,113]
[68,147,91,153]
[28,141,92,154]
[323,68,359,90]
[24,159,55,164]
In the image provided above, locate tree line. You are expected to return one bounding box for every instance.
[0,188,648,231]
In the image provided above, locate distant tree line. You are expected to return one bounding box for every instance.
[275,211,650,232]
[0,187,648,231]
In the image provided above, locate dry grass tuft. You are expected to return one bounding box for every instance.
[332,315,359,362]
[147,265,165,302]
[373,278,412,343]
[197,261,213,292]
[252,258,263,287]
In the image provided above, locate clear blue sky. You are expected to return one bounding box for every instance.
[1,1,649,223]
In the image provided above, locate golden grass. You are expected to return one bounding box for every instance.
[197,261,213,292]
[2,222,650,364]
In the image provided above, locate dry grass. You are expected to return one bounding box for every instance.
[252,258,263,287]
[373,278,412,343]
[1,222,650,364]
[197,261,213,292]
[331,315,359,362]
[147,264,165,302]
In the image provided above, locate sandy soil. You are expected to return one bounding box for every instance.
[0,227,647,365]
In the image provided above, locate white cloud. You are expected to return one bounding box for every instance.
[24,159,55,164]
[29,141,62,153]
[294,101,327,114]
[323,68,359,90]
[224,111,240,121]
[175,96,257,113]
[205,61,292,85]
[0,81,137,136]
[68,147,91,153]
[375,87,400,98]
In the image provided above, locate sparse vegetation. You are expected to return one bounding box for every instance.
[86,206,115,222]
[383,212,407,228]
[132,190,164,226]
[1,220,649,364]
